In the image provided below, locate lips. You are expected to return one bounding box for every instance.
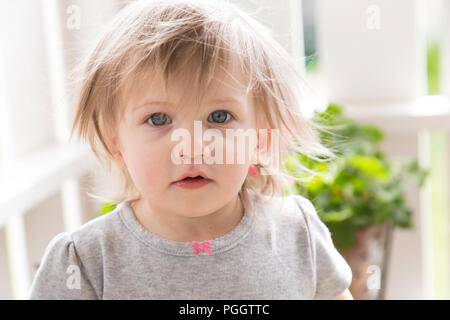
[172,175,212,189]
[173,171,211,183]
[181,176,203,181]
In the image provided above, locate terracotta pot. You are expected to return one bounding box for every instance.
[337,221,394,300]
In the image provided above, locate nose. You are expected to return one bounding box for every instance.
[177,120,209,164]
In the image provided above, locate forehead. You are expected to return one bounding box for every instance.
[119,56,253,116]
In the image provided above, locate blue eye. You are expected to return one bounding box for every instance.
[146,113,172,126]
[208,110,233,124]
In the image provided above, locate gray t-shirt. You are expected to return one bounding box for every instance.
[28,192,352,300]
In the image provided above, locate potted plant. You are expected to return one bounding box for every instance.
[282,104,429,299]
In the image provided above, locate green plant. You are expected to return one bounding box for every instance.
[282,104,429,251]
[98,202,117,216]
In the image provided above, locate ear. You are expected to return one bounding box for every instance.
[109,135,126,169]
[248,128,269,166]
[257,128,271,153]
[251,110,272,161]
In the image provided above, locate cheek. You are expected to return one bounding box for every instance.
[216,163,249,188]
[121,139,170,191]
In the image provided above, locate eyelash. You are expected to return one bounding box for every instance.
[144,110,235,127]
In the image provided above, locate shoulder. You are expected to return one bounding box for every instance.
[251,192,334,260]
[268,193,334,252]
[254,194,353,299]
[272,193,331,240]
[28,202,127,299]
[39,203,125,260]
[253,192,315,228]
[249,193,319,251]
[276,195,353,299]
[69,203,126,251]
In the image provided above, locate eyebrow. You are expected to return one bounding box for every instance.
[133,101,173,111]
[133,97,243,112]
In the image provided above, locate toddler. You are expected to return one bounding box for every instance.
[28,0,353,300]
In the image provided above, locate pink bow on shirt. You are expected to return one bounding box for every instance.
[191,241,212,255]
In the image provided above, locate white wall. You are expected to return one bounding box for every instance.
[0,0,120,299]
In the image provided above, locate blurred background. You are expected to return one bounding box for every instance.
[0,0,449,300]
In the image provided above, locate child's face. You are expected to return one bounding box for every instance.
[112,63,259,217]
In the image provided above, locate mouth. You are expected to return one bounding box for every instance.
[180,176,206,181]
[173,171,212,183]
[173,175,212,183]
[172,174,213,189]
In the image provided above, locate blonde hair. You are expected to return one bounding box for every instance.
[70,0,337,221]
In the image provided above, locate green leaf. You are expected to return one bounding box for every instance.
[99,202,117,216]
[392,206,414,228]
[347,155,391,183]
[327,220,357,251]
[321,207,353,223]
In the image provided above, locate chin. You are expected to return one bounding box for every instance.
[174,201,214,216]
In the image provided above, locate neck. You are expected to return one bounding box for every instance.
[130,194,245,243]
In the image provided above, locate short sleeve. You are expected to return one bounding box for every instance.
[294,195,353,300]
[28,232,98,300]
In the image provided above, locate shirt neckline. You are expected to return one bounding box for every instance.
[118,193,257,256]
